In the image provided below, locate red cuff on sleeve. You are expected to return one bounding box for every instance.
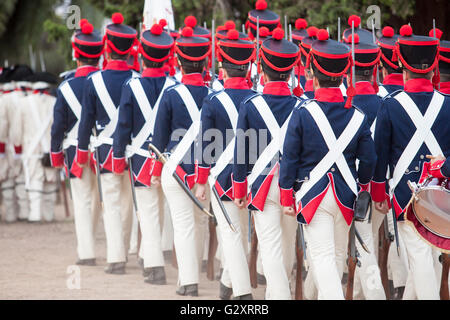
[0,143,5,154]
[429,160,447,179]
[196,165,210,185]
[51,151,64,168]
[370,180,388,202]
[76,148,88,165]
[113,157,126,174]
[358,182,370,193]
[151,160,163,177]
[14,145,22,154]
[232,178,248,199]
[279,187,294,207]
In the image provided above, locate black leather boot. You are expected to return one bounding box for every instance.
[176,284,198,297]
[219,282,232,300]
[144,267,167,285]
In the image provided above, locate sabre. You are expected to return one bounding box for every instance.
[355,227,370,254]
[93,128,104,208]
[210,184,236,232]
[299,222,306,260]
[148,143,214,218]
[253,16,260,91]
[128,157,139,216]
[390,198,401,256]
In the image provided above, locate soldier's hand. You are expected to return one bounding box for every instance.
[195,184,207,201]
[426,154,445,165]
[151,176,161,188]
[375,200,389,214]
[234,197,247,209]
[282,206,296,217]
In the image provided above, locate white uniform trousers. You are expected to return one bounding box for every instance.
[161,167,209,286]
[353,207,386,300]
[135,186,165,268]
[100,172,133,263]
[161,206,174,251]
[387,210,408,289]
[211,197,251,297]
[15,172,29,220]
[129,211,139,255]
[70,168,98,260]
[304,187,350,300]
[2,178,18,222]
[253,175,297,300]
[398,221,439,299]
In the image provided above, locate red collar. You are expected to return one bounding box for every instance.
[305,79,313,92]
[355,81,376,95]
[75,66,99,78]
[142,67,166,78]
[224,77,250,90]
[105,60,130,71]
[181,73,204,86]
[314,87,344,103]
[439,81,450,94]
[404,78,434,93]
[383,73,404,86]
[295,65,305,76]
[263,81,291,96]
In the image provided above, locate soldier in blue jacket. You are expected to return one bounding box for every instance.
[50,21,103,266]
[112,22,177,285]
[76,12,139,275]
[151,25,212,297]
[371,25,450,299]
[232,27,302,300]
[194,28,255,300]
[279,29,377,299]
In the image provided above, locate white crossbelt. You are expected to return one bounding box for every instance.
[165,84,205,175]
[247,95,299,189]
[212,80,224,92]
[389,91,444,193]
[340,83,347,96]
[377,86,389,98]
[60,81,82,149]
[295,101,365,204]
[208,91,238,186]
[125,77,174,158]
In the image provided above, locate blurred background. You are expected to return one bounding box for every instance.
[0,0,448,77]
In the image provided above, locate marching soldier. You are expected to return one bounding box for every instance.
[291,18,309,91]
[377,27,404,98]
[195,28,256,300]
[429,28,450,94]
[371,25,450,299]
[50,21,103,265]
[298,26,319,99]
[76,12,139,274]
[233,27,302,299]
[151,25,212,296]
[113,22,177,284]
[280,29,377,299]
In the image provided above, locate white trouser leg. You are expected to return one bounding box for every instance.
[213,198,251,297]
[27,160,44,222]
[2,178,17,222]
[70,169,96,260]
[41,181,58,222]
[135,186,165,268]
[387,210,408,288]
[91,177,102,234]
[253,176,296,300]
[161,168,209,286]
[129,209,139,255]
[304,238,319,300]
[15,171,29,220]
[101,173,133,263]
[304,187,349,300]
[161,201,174,251]
[402,268,417,300]
[398,221,439,299]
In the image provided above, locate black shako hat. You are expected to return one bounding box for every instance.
[183,16,211,39]
[246,0,280,40]
[216,21,250,41]
[343,15,375,44]
[105,13,138,55]
[377,26,401,72]
[175,27,211,71]
[428,28,450,75]
[72,21,104,59]
[140,23,175,75]
[292,19,309,45]
[308,29,354,108]
[217,29,255,70]
[9,65,34,82]
[299,26,318,66]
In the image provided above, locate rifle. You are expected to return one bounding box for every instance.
[378,216,392,299]
[295,223,305,300]
[248,212,258,288]
[206,215,218,281]
[440,253,449,300]
[252,17,260,91]
[345,220,360,300]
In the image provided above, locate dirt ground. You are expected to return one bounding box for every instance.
[0,202,267,300]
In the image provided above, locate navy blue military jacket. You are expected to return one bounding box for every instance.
[232,81,303,211]
[197,77,255,201]
[372,78,450,220]
[378,73,404,98]
[352,81,383,126]
[113,68,177,187]
[279,87,377,225]
[51,66,99,178]
[151,73,210,189]
[77,60,139,173]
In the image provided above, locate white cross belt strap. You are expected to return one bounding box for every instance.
[60,81,82,149]
[247,95,299,189]
[377,86,389,98]
[295,101,365,204]
[390,91,444,193]
[212,80,224,92]
[164,84,202,175]
[126,77,174,158]
[209,92,238,185]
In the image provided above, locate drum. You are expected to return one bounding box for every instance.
[406,177,450,253]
